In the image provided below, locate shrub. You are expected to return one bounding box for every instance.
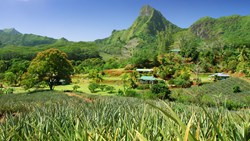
[137,84,150,90]
[233,85,241,93]
[169,77,192,88]
[4,88,14,94]
[124,64,135,70]
[0,73,4,80]
[4,72,17,86]
[105,86,115,93]
[193,78,202,86]
[125,89,137,97]
[72,85,80,92]
[88,83,99,93]
[0,88,3,95]
[176,78,192,88]
[129,79,138,89]
[151,81,171,99]
[159,71,167,80]
[99,85,107,92]
[225,100,244,110]
[117,89,124,96]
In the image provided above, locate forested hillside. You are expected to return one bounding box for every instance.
[0,28,56,46]
[96,5,181,57]
[95,5,249,74]
[190,15,250,45]
[0,5,249,75]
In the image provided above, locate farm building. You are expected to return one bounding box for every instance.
[209,73,230,80]
[136,69,153,73]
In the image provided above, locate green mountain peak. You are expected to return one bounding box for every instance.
[140,5,155,17]
[0,28,56,46]
[97,5,181,57]
[109,5,180,41]
[2,28,21,35]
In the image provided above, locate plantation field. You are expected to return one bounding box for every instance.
[0,91,249,140]
[171,77,250,109]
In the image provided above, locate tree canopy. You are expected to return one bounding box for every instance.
[23,48,73,90]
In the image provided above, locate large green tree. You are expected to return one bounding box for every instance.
[7,59,30,86]
[23,48,73,90]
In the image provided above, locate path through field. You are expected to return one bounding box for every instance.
[238,77,250,83]
[65,92,94,103]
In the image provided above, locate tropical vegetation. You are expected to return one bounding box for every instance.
[0,4,250,141]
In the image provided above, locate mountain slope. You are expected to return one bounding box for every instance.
[0,28,56,46]
[97,5,181,57]
[2,28,21,35]
[0,28,100,61]
[1,6,249,61]
[190,15,250,45]
[121,5,180,41]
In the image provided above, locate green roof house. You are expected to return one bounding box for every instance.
[139,76,158,84]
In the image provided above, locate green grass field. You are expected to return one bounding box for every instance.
[3,74,250,110]
[190,73,213,83]
[3,75,124,96]
[0,91,249,140]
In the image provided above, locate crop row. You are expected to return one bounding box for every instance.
[0,92,249,140]
[171,77,250,108]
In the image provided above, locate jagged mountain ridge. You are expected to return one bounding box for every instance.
[124,5,180,40]
[101,5,180,43]
[98,5,250,55]
[97,5,181,57]
[1,5,250,55]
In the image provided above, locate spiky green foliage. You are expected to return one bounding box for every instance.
[0,92,249,140]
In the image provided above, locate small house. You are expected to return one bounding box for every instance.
[139,76,158,84]
[209,73,230,80]
[136,69,153,73]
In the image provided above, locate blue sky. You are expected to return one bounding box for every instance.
[1,0,250,41]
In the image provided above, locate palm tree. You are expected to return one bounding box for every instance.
[238,46,248,62]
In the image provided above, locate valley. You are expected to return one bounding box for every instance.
[0,5,250,141]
